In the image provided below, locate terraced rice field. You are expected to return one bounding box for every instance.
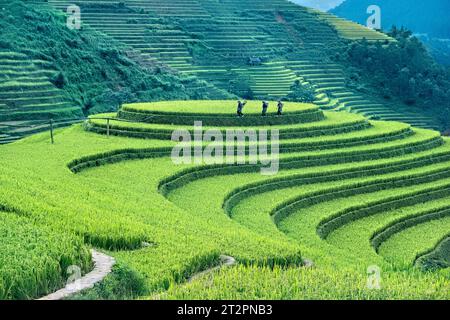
[46,0,438,129]
[0,100,448,299]
[309,8,394,42]
[0,50,82,144]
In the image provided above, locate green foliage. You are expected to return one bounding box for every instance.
[0,212,91,300]
[16,0,442,132]
[1,3,450,296]
[228,74,254,100]
[121,100,318,115]
[118,100,324,126]
[379,217,450,268]
[86,111,369,140]
[85,112,370,140]
[0,1,230,117]
[0,99,449,299]
[162,264,449,299]
[223,150,450,221]
[285,80,315,102]
[50,71,65,89]
[316,184,450,239]
[416,236,450,271]
[68,263,146,300]
[371,207,450,253]
[337,27,450,128]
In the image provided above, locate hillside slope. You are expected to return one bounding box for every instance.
[0,100,449,299]
[46,0,443,130]
[0,0,230,143]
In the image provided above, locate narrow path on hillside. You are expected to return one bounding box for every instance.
[38,250,115,300]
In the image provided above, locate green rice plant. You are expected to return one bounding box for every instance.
[379,217,450,267]
[223,150,450,217]
[416,235,450,271]
[161,264,450,300]
[121,100,319,115]
[326,197,450,267]
[0,99,449,299]
[371,207,450,252]
[87,111,369,140]
[316,184,450,239]
[0,124,303,297]
[118,100,324,126]
[159,128,443,194]
[0,212,91,300]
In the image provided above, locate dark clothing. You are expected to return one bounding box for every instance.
[237,101,246,117]
[277,102,283,115]
[262,102,269,116]
[262,107,268,116]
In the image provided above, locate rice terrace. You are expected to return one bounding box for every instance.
[0,0,449,304]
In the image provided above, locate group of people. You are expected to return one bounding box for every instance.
[236,100,284,117]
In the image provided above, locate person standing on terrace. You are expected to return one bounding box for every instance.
[277,100,284,116]
[237,100,246,117]
[262,101,269,116]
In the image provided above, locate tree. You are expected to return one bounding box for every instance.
[286,80,315,102]
[51,72,65,89]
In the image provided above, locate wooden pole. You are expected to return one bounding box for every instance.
[50,119,54,144]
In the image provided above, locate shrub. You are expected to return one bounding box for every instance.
[51,72,65,89]
[286,80,315,102]
[340,26,450,127]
